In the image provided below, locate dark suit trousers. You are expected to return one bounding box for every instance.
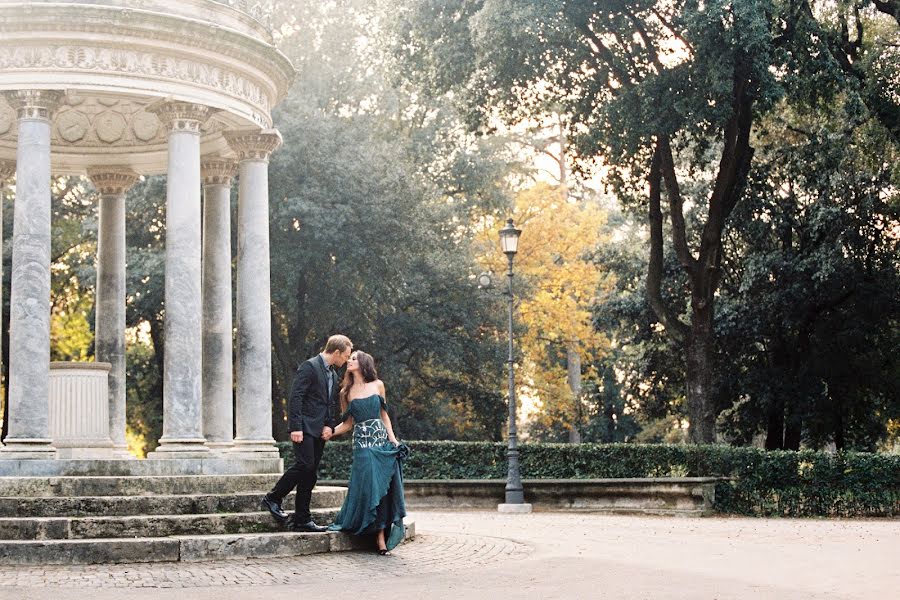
[270,435,326,524]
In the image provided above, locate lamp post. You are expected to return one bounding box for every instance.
[497,218,532,514]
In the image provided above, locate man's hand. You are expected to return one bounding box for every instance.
[321,426,334,441]
[290,431,303,443]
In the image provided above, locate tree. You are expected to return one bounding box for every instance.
[477,183,611,441]
[266,1,519,440]
[393,0,899,442]
[394,0,784,441]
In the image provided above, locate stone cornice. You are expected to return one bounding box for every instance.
[3,89,63,121]
[87,168,140,196]
[0,4,294,105]
[223,128,282,162]
[201,157,238,186]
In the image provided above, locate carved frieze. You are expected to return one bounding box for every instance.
[0,44,271,116]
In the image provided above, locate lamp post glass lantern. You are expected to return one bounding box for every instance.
[498,218,531,513]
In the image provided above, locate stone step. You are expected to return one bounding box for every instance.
[0,509,341,540]
[0,488,347,517]
[0,457,285,478]
[0,521,416,565]
[0,473,286,497]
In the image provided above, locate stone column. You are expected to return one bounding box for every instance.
[0,159,14,416]
[223,129,281,457]
[87,168,138,458]
[147,101,212,458]
[0,90,62,459]
[201,158,237,453]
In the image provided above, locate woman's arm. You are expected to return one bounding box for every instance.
[333,416,354,437]
[378,381,399,445]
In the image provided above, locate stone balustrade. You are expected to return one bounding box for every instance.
[325,477,719,516]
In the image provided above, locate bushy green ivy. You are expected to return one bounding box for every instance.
[277,441,900,517]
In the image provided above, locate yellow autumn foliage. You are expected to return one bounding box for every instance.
[477,183,613,431]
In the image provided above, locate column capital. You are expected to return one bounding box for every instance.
[201,157,238,186]
[223,128,282,162]
[147,100,214,134]
[3,90,63,121]
[87,168,140,196]
[0,159,14,180]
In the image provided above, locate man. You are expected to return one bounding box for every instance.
[262,334,352,532]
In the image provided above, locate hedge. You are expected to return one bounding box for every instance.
[277,441,900,518]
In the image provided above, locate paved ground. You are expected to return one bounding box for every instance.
[2,510,897,599]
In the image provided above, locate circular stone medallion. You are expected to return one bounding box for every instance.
[56,110,90,143]
[95,111,127,143]
[132,111,160,142]
[0,102,15,136]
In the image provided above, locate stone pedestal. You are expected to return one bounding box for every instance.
[0,90,62,459]
[48,362,115,458]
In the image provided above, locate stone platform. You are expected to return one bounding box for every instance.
[0,473,414,565]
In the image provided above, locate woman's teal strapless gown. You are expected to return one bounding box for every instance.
[328,394,407,550]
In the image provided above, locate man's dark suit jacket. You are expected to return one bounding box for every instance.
[288,355,338,438]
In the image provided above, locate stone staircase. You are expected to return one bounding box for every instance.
[0,474,413,564]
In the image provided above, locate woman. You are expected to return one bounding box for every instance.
[329,351,407,555]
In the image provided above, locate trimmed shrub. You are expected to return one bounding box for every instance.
[276,441,900,517]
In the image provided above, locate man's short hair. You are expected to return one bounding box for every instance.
[324,334,352,354]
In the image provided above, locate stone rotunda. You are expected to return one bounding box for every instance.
[0,0,294,475]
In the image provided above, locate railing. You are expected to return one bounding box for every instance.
[210,0,273,29]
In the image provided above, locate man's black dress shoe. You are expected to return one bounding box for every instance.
[291,520,329,533]
[261,494,289,522]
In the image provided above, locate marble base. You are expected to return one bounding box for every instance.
[230,440,280,459]
[497,503,533,514]
[204,442,235,454]
[148,438,211,459]
[0,439,58,460]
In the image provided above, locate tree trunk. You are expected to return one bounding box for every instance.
[686,300,717,444]
[566,345,582,444]
[765,337,788,450]
[784,413,802,450]
[271,319,294,441]
[765,398,786,449]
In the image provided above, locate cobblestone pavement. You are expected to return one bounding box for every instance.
[0,530,531,589]
[3,511,898,600]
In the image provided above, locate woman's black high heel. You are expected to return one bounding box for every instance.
[378,548,391,556]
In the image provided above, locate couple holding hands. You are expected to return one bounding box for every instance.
[261,335,407,555]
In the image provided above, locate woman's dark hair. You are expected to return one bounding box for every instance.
[339,351,378,415]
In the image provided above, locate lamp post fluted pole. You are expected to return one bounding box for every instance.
[498,218,531,513]
[504,252,524,504]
